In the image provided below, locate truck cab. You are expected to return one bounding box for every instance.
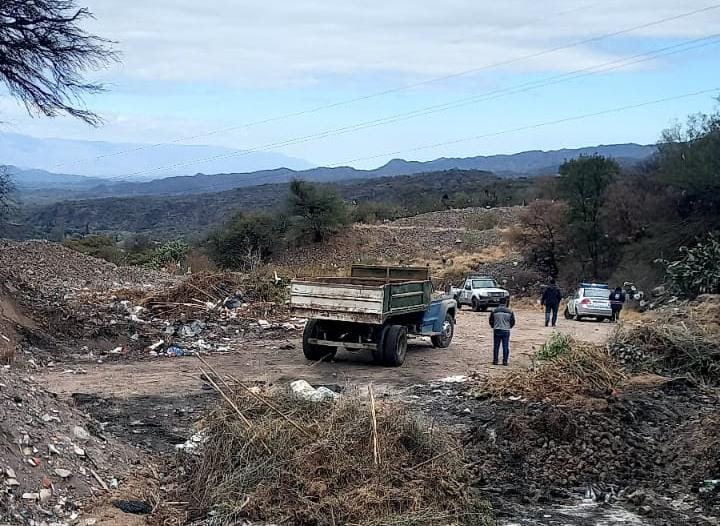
[453,275,510,311]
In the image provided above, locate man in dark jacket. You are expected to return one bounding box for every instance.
[489,297,516,366]
[609,286,626,322]
[541,279,563,327]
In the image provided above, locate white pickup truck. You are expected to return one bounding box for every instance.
[451,275,510,311]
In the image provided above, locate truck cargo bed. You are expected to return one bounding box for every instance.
[290,266,432,324]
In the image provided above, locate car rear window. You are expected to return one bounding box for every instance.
[584,288,610,298]
[472,279,496,288]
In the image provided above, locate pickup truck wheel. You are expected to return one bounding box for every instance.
[564,307,572,320]
[471,298,480,312]
[302,320,336,362]
[382,325,407,367]
[431,314,454,348]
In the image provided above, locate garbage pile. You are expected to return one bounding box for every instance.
[0,365,141,524]
[173,380,493,526]
[0,242,301,366]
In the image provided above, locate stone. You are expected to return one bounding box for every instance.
[54,468,72,479]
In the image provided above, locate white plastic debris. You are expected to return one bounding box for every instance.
[290,380,338,402]
[437,375,467,384]
[175,431,207,454]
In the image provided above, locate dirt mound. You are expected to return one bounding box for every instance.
[176,386,493,526]
[0,366,142,524]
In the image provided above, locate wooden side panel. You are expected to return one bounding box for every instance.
[351,265,430,282]
[290,282,385,323]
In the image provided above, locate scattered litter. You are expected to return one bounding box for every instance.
[112,500,153,515]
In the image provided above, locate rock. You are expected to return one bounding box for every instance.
[290,380,338,402]
[22,492,40,500]
[54,468,72,479]
[74,425,91,441]
[113,500,153,514]
[73,445,86,456]
[39,488,52,503]
[5,468,16,478]
[258,319,271,329]
[4,478,19,486]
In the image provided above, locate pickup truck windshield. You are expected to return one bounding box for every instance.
[471,279,496,288]
[584,288,610,298]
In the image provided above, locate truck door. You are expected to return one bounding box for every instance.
[462,279,472,303]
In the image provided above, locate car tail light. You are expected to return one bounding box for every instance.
[581,298,592,305]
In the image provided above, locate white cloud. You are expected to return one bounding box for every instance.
[84,0,720,87]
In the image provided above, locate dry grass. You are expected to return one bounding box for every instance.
[142,271,287,313]
[611,315,720,383]
[180,387,494,526]
[481,343,626,403]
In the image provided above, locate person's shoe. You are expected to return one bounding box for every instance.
[552,324,556,328]
[492,361,499,366]
[502,362,509,366]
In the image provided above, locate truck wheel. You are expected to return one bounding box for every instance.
[471,298,480,312]
[372,325,388,364]
[382,325,407,367]
[431,313,454,348]
[564,307,572,320]
[302,320,336,362]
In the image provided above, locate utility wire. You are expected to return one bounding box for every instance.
[334,88,720,166]
[121,35,720,179]
[55,1,718,170]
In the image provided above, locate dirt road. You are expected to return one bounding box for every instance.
[42,307,613,399]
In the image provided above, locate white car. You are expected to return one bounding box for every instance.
[564,283,612,322]
[452,275,510,311]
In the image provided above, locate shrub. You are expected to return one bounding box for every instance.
[660,233,720,296]
[537,332,574,361]
[206,212,285,271]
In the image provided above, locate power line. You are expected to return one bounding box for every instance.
[56,1,718,170]
[121,35,720,179]
[332,88,720,166]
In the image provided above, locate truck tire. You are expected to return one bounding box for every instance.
[431,313,454,348]
[302,320,336,362]
[381,325,407,367]
[564,307,572,319]
[471,298,480,312]
[371,325,388,364]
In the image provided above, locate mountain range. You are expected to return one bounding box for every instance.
[0,132,313,179]
[5,140,656,200]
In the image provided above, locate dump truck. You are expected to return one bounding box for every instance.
[290,265,456,366]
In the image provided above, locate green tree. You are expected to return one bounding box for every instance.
[558,155,619,278]
[287,180,349,243]
[206,212,285,271]
[657,107,720,220]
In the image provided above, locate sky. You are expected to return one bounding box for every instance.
[1,0,720,173]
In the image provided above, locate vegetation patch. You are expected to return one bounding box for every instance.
[180,389,494,526]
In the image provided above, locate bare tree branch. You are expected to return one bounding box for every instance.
[0,0,118,125]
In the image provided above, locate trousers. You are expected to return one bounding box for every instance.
[493,330,510,364]
[545,304,559,327]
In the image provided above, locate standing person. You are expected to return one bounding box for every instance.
[541,279,563,327]
[488,297,516,366]
[609,286,626,322]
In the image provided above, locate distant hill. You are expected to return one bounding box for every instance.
[3,165,104,189]
[0,132,313,178]
[66,143,656,199]
[19,169,535,240]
